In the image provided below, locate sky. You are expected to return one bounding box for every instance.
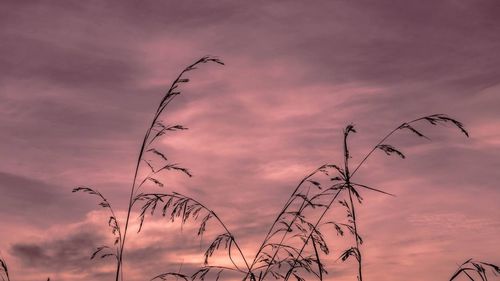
[0,1,499,280]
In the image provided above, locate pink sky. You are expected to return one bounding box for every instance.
[0,1,499,281]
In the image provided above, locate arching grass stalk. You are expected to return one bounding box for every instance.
[334,115,470,281]
[74,56,224,281]
[281,125,389,281]
[117,56,224,281]
[277,114,471,281]
[135,192,251,274]
[337,115,469,280]
[245,165,341,281]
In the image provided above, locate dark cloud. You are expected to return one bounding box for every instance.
[0,171,92,226]
[7,222,112,281]
[10,231,104,271]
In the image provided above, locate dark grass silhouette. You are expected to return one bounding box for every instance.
[0,57,498,281]
[83,56,496,281]
[450,259,500,281]
[73,56,225,281]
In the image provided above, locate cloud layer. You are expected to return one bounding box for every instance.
[1,1,499,281]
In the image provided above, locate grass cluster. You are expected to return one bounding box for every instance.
[1,57,498,281]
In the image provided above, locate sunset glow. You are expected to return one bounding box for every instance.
[0,1,499,281]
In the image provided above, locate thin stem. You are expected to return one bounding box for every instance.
[258,188,312,280]
[116,57,222,281]
[350,116,429,178]
[311,231,323,281]
[211,211,251,272]
[463,271,475,281]
[283,189,343,281]
[350,127,398,178]
[116,112,153,281]
[244,165,328,280]
[347,188,362,281]
[344,127,363,281]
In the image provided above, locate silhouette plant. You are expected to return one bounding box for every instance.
[126,58,498,281]
[450,259,500,281]
[0,57,498,281]
[137,101,497,281]
[73,56,224,281]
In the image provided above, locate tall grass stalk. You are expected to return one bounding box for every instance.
[450,259,500,281]
[74,56,224,281]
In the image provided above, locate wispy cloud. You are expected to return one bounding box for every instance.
[1,1,499,281]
